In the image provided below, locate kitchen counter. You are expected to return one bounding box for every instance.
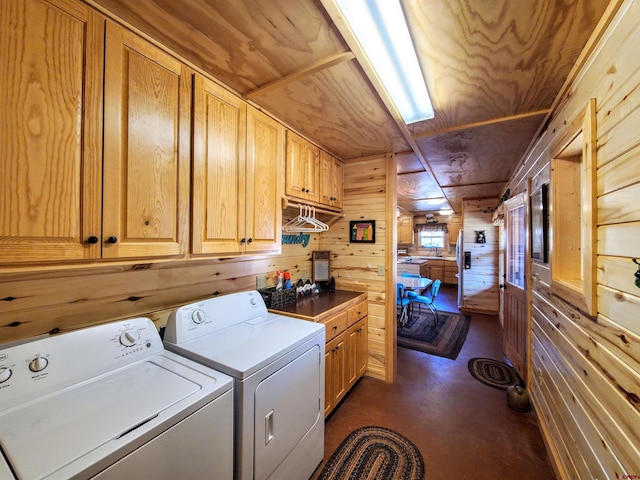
[269,289,366,322]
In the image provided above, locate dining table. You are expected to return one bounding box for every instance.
[399,276,433,296]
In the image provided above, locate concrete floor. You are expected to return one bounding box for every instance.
[311,285,556,480]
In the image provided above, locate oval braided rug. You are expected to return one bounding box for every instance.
[467,357,523,390]
[318,426,424,480]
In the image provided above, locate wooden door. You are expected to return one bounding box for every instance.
[192,74,247,255]
[245,106,283,254]
[0,0,104,263]
[103,21,191,259]
[503,193,528,382]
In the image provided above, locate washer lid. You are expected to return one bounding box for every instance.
[168,314,324,378]
[0,361,199,480]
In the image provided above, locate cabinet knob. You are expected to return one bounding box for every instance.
[106,236,118,244]
[86,236,99,244]
[240,238,246,244]
[247,238,253,244]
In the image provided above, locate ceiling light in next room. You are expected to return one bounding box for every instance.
[331,0,434,124]
[439,208,453,216]
[426,197,445,205]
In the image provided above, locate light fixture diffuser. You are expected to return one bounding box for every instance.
[334,0,434,124]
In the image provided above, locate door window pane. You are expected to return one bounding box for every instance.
[507,205,525,289]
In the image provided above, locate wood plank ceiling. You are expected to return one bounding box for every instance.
[88,0,611,214]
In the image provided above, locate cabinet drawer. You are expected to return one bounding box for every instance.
[324,311,348,342]
[347,301,368,326]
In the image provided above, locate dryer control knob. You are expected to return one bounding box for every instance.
[119,329,139,347]
[29,356,48,373]
[191,309,206,324]
[0,367,12,383]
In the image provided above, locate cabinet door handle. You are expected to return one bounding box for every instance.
[106,236,118,244]
[86,236,99,244]
[240,238,246,244]
[247,238,253,244]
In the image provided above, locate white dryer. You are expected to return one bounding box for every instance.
[0,317,234,480]
[163,290,325,480]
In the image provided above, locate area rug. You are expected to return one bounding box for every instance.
[318,426,424,480]
[467,358,523,390]
[397,310,470,360]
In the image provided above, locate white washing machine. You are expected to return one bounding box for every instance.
[0,317,234,480]
[163,291,325,480]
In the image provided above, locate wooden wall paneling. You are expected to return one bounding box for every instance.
[500,1,640,475]
[529,337,579,480]
[532,307,640,474]
[597,182,640,225]
[0,240,323,343]
[530,332,608,480]
[461,198,499,313]
[323,154,391,382]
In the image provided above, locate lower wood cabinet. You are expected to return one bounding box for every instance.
[324,300,368,417]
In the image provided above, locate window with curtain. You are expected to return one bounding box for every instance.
[416,223,448,248]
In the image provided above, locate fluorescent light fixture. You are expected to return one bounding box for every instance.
[426,197,445,205]
[335,0,434,124]
[439,208,453,216]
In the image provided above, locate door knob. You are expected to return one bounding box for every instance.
[86,236,99,244]
[106,236,118,244]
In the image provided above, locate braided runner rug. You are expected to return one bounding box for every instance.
[318,426,424,480]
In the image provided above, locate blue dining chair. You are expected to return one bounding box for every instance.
[397,283,411,328]
[408,279,442,326]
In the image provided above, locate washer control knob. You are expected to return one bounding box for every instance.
[29,355,48,373]
[191,309,206,324]
[119,329,139,347]
[0,367,12,383]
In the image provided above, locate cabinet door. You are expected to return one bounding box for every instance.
[245,106,283,254]
[285,131,319,203]
[398,216,414,244]
[302,142,320,203]
[319,151,343,209]
[192,74,247,255]
[285,131,308,200]
[430,265,445,281]
[346,317,368,390]
[324,335,346,417]
[356,317,368,378]
[0,0,104,263]
[103,22,191,258]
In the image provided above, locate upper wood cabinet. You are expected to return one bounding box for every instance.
[319,150,343,210]
[102,21,191,259]
[192,75,283,255]
[397,215,414,245]
[448,215,462,244]
[285,131,319,204]
[0,0,104,263]
[0,4,192,264]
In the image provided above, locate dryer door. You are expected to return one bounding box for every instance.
[253,345,322,480]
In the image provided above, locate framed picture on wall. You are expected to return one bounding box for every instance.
[349,220,375,243]
[530,184,548,263]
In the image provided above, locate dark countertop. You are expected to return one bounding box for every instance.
[269,289,365,322]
